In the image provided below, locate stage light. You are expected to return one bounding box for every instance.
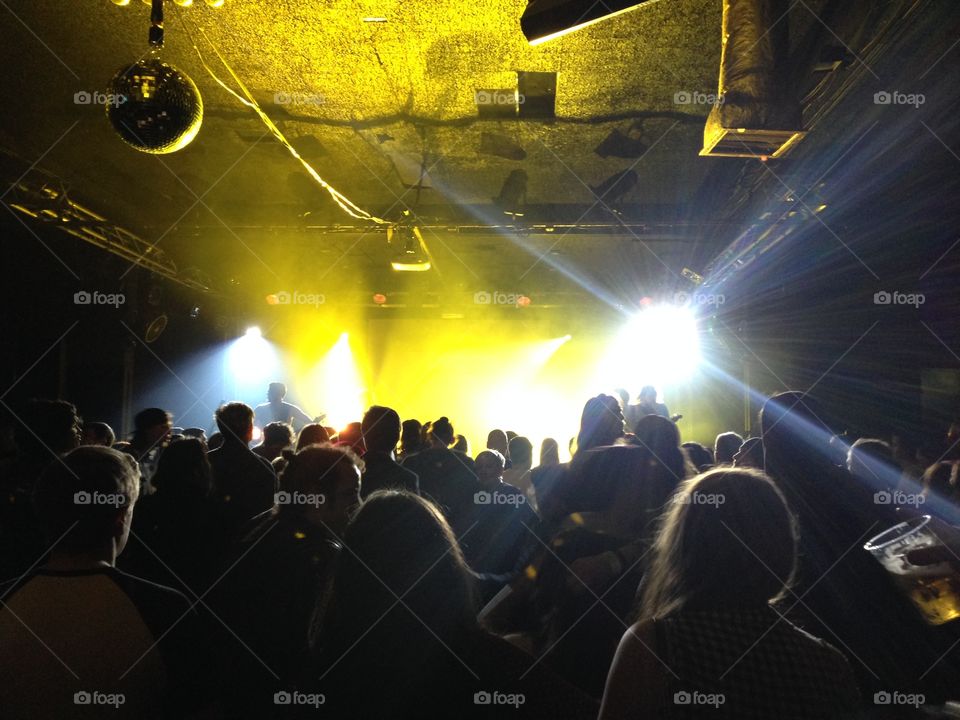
[205,0,226,6]
[310,333,365,429]
[388,225,431,272]
[373,293,387,305]
[598,304,701,389]
[521,0,658,46]
[229,326,278,387]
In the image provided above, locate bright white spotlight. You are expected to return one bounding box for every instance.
[311,333,366,429]
[229,327,278,386]
[599,305,701,388]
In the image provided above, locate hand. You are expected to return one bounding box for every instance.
[906,519,960,571]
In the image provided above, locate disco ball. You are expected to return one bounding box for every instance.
[106,58,203,154]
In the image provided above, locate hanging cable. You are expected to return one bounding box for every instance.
[175,10,389,225]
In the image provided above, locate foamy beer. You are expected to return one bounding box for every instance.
[864,515,960,625]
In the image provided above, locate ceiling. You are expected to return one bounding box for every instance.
[0,0,893,306]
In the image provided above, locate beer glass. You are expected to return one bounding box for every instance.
[864,515,960,625]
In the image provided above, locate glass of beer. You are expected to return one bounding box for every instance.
[864,515,960,625]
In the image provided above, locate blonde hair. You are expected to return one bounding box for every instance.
[639,467,798,621]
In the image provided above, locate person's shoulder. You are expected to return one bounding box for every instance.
[245,446,277,474]
[107,566,192,607]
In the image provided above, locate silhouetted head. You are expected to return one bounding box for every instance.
[15,399,82,461]
[508,436,533,469]
[33,446,140,556]
[575,394,624,456]
[430,417,455,448]
[639,385,658,404]
[261,422,295,449]
[215,402,254,446]
[475,449,506,489]
[82,421,115,448]
[314,491,477,653]
[278,444,363,534]
[682,442,713,472]
[152,438,211,499]
[733,437,763,469]
[267,382,287,403]
[362,405,401,454]
[539,437,560,466]
[714,431,744,465]
[633,414,690,482]
[133,407,172,448]
[640,468,798,620]
[486,429,509,457]
[297,423,331,451]
[400,419,423,455]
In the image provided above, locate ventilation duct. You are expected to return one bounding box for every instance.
[701,0,804,159]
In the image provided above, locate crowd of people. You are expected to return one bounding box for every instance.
[1,384,959,718]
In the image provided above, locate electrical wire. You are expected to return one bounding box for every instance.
[176,11,389,225]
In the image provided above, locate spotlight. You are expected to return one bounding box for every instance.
[388,225,431,272]
[373,293,387,305]
[245,326,262,338]
[144,314,168,344]
[599,304,701,387]
[520,0,657,46]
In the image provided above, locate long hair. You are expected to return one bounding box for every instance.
[639,468,798,622]
[574,394,623,456]
[311,491,477,659]
[151,438,211,499]
[632,414,695,482]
